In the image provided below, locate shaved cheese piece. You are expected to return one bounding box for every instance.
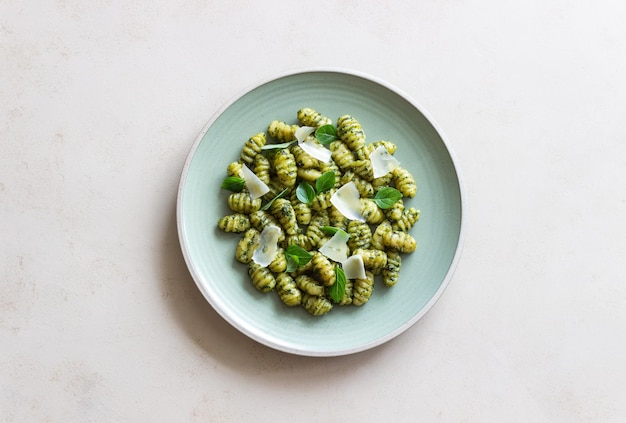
[342,254,366,280]
[300,137,332,163]
[241,164,269,200]
[295,126,316,142]
[319,229,350,263]
[370,145,400,178]
[330,181,365,222]
[252,225,282,267]
[295,126,332,163]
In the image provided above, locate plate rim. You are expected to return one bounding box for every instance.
[176,67,467,356]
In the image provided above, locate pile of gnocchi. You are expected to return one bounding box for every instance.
[217,108,420,316]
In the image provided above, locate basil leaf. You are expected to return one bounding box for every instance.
[285,244,313,263]
[221,176,245,192]
[315,124,337,146]
[285,255,299,273]
[260,188,288,211]
[285,244,313,270]
[373,187,402,209]
[261,140,296,150]
[321,226,350,238]
[315,171,335,194]
[296,182,315,205]
[329,265,346,303]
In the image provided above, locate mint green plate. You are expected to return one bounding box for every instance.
[177,69,465,356]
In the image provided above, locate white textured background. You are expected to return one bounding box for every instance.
[2,1,625,422]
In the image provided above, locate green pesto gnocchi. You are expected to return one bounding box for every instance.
[275,273,302,306]
[392,166,417,198]
[359,198,385,225]
[248,262,276,292]
[292,201,312,225]
[310,251,336,287]
[392,207,421,232]
[302,293,333,316]
[240,133,266,165]
[305,212,329,249]
[273,149,298,187]
[253,154,271,185]
[269,198,299,235]
[249,210,281,235]
[329,140,355,171]
[295,274,325,296]
[268,120,298,142]
[228,192,261,214]
[235,228,260,264]
[291,143,320,169]
[347,220,372,251]
[297,107,333,128]
[217,213,250,233]
[352,271,375,306]
[310,189,335,212]
[336,115,366,151]
[268,247,288,273]
[353,248,388,276]
[217,108,422,316]
[285,233,311,251]
[382,250,401,287]
[354,140,397,160]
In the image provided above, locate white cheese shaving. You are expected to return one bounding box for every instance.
[252,225,282,267]
[295,126,332,163]
[370,145,400,178]
[300,137,332,163]
[241,164,270,200]
[330,181,365,222]
[295,126,316,142]
[342,254,366,280]
[319,229,350,263]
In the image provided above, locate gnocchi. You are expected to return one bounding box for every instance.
[336,115,366,151]
[297,107,333,128]
[268,120,298,142]
[275,273,302,306]
[240,133,266,165]
[217,213,250,233]
[217,108,421,316]
[235,228,260,264]
[248,262,276,292]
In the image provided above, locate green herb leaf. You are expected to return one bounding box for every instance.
[221,176,245,192]
[260,188,288,211]
[260,140,296,150]
[315,171,336,194]
[284,244,313,271]
[296,182,315,204]
[373,187,403,209]
[329,265,346,303]
[321,226,350,238]
[315,124,337,146]
[285,244,313,264]
[285,255,299,273]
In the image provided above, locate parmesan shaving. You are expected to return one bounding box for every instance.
[252,225,282,267]
[330,181,365,222]
[319,230,350,263]
[295,126,331,163]
[300,137,332,163]
[295,126,316,142]
[370,145,400,178]
[342,254,366,280]
[241,164,270,200]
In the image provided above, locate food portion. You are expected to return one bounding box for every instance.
[218,108,420,316]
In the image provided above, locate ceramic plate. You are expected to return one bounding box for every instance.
[177,69,465,356]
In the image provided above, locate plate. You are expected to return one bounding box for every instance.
[177,69,465,356]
